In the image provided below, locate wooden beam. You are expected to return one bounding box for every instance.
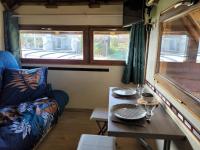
[45,0,58,8]
[1,0,10,10]
[0,0,122,10]
[0,0,21,10]
[89,0,100,8]
[3,0,122,7]
[10,0,21,10]
[181,16,200,43]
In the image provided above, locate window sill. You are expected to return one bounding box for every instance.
[154,74,200,119]
[21,58,87,65]
[21,58,125,66]
[90,60,125,66]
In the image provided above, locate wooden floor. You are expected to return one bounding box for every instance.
[38,110,158,150]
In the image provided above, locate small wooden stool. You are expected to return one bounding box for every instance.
[77,134,116,150]
[90,108,108,135]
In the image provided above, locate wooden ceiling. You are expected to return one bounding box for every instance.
[0,0,123,10]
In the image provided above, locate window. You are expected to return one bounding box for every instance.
[160,35,188,62]
[92,31,129,61]
[157,6,200,102]
[197,39,200,63]
[20,30,84,60]
[54,37,62,49]
[90,28,130,65]
[20,26,129,65]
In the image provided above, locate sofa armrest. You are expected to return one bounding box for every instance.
[45,84,69,115]
[52,90,69,115]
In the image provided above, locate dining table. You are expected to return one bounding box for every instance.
[107,87,186,150]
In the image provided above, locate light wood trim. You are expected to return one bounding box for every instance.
[160,2,200,22]
[155,22,163,74]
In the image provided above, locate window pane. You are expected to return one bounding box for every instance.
[20,30,83,60]
[161,35,188,62]
[159,7,200,100]
[93,31,129,61]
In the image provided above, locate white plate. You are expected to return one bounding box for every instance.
[112,104,146,120]
[113,89,137,96]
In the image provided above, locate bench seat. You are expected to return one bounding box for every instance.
[90,108,108,135]
[77,134,116,150]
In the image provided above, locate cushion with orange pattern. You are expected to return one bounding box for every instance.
[0,67,48,106]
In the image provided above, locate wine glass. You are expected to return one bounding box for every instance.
[136,84,144,97]
[145,104,156,121]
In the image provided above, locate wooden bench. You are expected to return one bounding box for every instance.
[77,134,116,150]
[90,108,108,135]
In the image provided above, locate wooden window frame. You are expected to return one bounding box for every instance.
[20,25,128,66]
[20,25,89,65]
[89,27,127,65]
[155,3,200,118]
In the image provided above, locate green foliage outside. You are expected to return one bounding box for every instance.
[94,34,129,60]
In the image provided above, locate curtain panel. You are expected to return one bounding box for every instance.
[122,22,146,84]
[3,10,20,63]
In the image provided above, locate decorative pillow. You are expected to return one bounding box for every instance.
[0,67,48,106]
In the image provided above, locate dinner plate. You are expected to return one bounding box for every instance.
[113,88,137,96]
[111,104,146,120]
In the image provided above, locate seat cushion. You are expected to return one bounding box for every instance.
[90,108,108,122]
[0,97,59,150]
[0,67,48,106]
[77,134,116,150]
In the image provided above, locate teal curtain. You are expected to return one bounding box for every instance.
[191,0,199,4]
[122,22,145,84]
[3,10,20,63]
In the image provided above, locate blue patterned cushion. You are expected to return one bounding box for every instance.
[0,67,48,106]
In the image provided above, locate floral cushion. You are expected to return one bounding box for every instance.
[0,67,48,106]
[0,97,59,150]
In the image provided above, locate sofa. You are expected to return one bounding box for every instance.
[0,51,69,150]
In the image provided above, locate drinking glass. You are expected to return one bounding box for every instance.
[136,84,144,97]
[145,104,156,121]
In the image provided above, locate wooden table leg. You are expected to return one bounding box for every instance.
[96,121,107,135]
[138,138,153,150]
[163,140,171,150]
[101,122,107,135]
